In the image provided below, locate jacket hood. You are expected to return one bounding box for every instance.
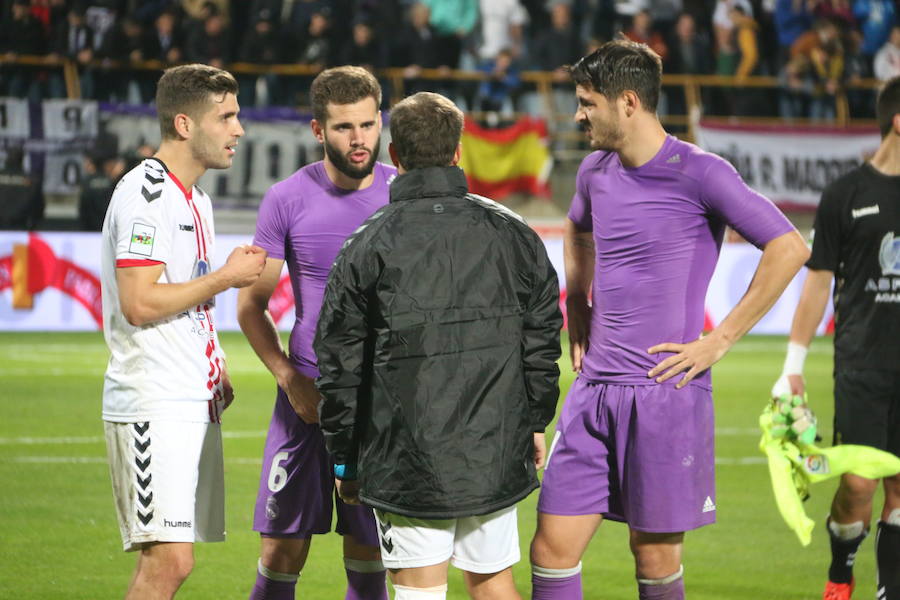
[390,166,469,203]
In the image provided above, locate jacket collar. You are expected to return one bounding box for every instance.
[389,166,469,203]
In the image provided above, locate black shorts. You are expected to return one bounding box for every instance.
[833,369,900,456]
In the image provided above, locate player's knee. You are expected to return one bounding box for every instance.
[839,474,880,499]
[883,473,900,501]
[260,536,309,573]
[530,532,579,568]
[464,568,519,600]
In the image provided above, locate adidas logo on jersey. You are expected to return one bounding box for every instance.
[702,496,716,513]
[666,154,682,164]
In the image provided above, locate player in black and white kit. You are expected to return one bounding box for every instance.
[772,77,900,600]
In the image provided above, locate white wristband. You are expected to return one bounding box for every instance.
[782,342,808,376]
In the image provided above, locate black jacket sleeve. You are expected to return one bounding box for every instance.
[521,228,563,431]
[313,220,382,467]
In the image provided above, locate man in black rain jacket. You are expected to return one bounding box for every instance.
[314,91,562,600]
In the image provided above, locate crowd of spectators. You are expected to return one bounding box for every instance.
[2,0,899,119]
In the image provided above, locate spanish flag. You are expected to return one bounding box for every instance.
[459,116,552,200]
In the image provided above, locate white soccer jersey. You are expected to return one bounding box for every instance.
[101,158,225,423]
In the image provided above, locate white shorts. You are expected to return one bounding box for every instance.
[104,420,225,552]
[374,506,519,574]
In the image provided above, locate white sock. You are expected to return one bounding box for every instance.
[532,562,583,578]
[392,583,448,599]
[257,558,299,582]
[828,519,866,541]
[344,557,385,573]
[637,565,684,585]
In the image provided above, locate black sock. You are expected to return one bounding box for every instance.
[828,522,867,584]
[876,521,900,600]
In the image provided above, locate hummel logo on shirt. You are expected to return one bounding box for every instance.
[851,205,880,219]
[179,224,195,232]
[666,154,681,164]
[702,496,716,513]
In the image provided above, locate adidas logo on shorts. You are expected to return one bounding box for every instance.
[702,496,716,513]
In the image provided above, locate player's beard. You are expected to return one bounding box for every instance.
[191,131,233,170]
[324,135,380,180]
[583,112,624,152]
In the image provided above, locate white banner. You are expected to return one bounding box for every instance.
[695,121,881,210]
[0,97,30,138]
[0,230,831,336]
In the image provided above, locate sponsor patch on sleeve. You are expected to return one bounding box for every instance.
[129,223,156,256]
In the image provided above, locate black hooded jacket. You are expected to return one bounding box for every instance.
[314,166,562,519]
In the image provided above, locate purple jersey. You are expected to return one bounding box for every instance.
[253,161,396,377]
[568,135,794,387]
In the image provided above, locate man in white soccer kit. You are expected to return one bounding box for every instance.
[100,64,265,600]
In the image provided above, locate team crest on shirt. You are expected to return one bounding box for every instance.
[266,496,279,519]
[879,232,900,276]
[129,223,156,256]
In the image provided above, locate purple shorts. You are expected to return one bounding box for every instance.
[252,388,379,546]
[538,378,716,533]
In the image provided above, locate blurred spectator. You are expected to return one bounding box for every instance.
[477,0,528,61]
[238,8,281,105]
[774,0,814,67]
[729,5,762,114]
[85,2,118,54]
[476,47,521,113]
[1,0,48,100]
[713,0,752,61]
[423,0,477,69]
[589,0,621,43]
[49,4,95,98]
[814,0,855,28]
[240,9,280,64]
[294,10,332,67]
[667,12,713,74]
[647,0,684,33]
[393,2,440,94]
[853,0,895,69]
[180,0,229,23]
[339,19,387,71]
[666,12,713,117]
[730,5,759,82]
[874,23,900,80]
[624,9,669,61]
[100,16,156,101]
[530,2,581,76]
[392,2,438,69]
[148,9,183,63]
[0,146,42,231]
[787,17,845,118]
[185,7,232,68]
[79,151,125,231]
[286,0,329,30]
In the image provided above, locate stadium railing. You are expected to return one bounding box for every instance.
[1,55,882,135]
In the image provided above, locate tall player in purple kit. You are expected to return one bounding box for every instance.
[237,66,393,600]
[528,41,811,600]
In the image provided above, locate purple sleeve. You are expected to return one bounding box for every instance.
[253,184,289,260]
[700,155,795,248]
[567,157,593,231]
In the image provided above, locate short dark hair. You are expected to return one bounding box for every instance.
[389,92,463,170]
[568,39,662,112]
[877,76,900,137]
[310,66,382,124]
[156,64,238,140]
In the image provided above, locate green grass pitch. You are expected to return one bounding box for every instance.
[0,331,881,599]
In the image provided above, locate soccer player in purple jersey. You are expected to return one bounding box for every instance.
[237,66,394,600]
[528,40,811,600]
